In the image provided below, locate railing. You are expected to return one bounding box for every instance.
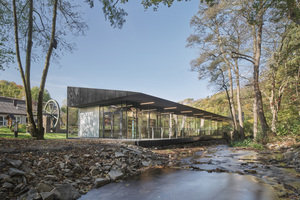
[131,126,223,140]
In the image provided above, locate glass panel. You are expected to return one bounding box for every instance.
[127,107,137,139]
[104,113,112,138]
[78,106,99,137]
[161,113,170,138]
[149,111,157,139]
[99,107,103,138]
[113,112,121,138]
[0,116,3,126]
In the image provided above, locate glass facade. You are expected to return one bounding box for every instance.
[76,103,225,139]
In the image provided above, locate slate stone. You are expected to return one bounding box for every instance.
[8,168,25,176]
[40,192,54,200]
[2,182,14,189]
[36,182,53,193]
[0,174,10,181]
[5,158,22,168]
[45,175,57,181]
[115,152,125,158]
[108,169,124,180]
[142,161,151,167]
[93,178,110,188]
[0,192,6,200]
[52,183,81,200]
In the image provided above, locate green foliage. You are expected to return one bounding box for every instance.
[31,86,51,102]
[277,118,300,136]
[0,80,24,98]
[0,80,52,102]
[0,131,66,139]
[0,127,13,133]
[230,138,264,150]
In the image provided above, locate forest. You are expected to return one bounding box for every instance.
[0,80,51,102]
[0,0,299,141]
[184,0,300,143]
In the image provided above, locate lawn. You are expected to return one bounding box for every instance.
[0,127,67,139]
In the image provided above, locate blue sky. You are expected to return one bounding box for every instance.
[2,1,214,106]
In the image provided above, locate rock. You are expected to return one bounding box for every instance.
[26,192,41,200]
[8,168,25,176]
[36,182,53,193]
[20,189,40,200]
[103,165,111,171]
[115,152,125,158]
[93,178,110,188]
[40,192,54,200]
[0,174,10,181]
[45,175,57,181]
[142,161,151,167]
[2,182,13,189]
[73,164,83,174]
[5,158,22,168]
[52,183,81,200]
[0,192,6,200]
[81,177,90,181]
[90,168,100,176]
[84,154,92,158]
[108,169,124,181]
[59,162,65,169]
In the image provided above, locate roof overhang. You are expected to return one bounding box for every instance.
[67,87,231,122]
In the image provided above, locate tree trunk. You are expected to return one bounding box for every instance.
[235,67,245,139]
[253,96,258,139]
[270,78,278,133]
[13,0,58,139]
[251,1,274,141]
[215,22,238,133]
[228,67,239,132]
[13,0,38,138]
[36,0,58,139]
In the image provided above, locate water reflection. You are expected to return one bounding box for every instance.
[79,168,277,200]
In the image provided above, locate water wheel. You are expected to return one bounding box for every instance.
[43,99,60,130]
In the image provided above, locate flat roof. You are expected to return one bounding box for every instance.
[67,87,231,122]
[0,96,27,116]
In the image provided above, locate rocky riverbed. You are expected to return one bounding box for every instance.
[0,137,299,200]
[0,139,169,200]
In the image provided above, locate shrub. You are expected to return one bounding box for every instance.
[230,138,264,150]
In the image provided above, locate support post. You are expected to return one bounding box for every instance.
[66,106,69,139]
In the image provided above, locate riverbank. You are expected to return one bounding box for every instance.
[154,137,300,200]
[0,137,299,200]
[0,138,170,200]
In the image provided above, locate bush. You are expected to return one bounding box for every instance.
[230,138,264,150]
[0,127,13,133]
[277,118,300,136]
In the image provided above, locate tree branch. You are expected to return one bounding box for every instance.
[231,51,254,60]
[231,56,255,64]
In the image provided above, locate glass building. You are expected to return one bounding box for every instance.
[67,87,231,140]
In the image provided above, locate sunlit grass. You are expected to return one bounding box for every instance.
[230,138,264,150]
[0,127,67,139]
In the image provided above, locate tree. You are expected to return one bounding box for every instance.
[261,22,300,133]
[0,2,14,71]
[31,86,51,102]
[230,0,280,141]
[0,0,88,139]
[0,80,24,98]
[187,1,250,139]
[2,0,141,139]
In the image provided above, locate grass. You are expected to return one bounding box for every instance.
[0,127,67,139]
[230,138,264,150]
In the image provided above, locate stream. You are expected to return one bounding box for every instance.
[79,145,300,200]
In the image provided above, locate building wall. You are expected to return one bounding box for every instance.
[0,115,27,127]
[77,105,224,139]
[78,106,99,137]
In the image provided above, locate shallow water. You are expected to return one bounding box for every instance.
[79,168,277,200]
